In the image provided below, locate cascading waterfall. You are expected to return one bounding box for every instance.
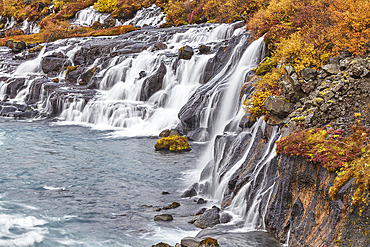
[72,6,110,27]
[120,5,166,28]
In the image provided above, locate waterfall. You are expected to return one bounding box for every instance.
[72,6,110,27]
[120,5,166,28]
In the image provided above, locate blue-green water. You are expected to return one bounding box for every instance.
[0,118,204,246]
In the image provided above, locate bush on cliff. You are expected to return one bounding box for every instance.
[155,136,191,152]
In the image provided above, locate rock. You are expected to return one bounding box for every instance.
[239,113,255,129]
[159,129,171,137]
[162,202,180,210]
[284,64,296,76]
[198,45,210,54]
[139,71,147,79]
[161,191,170,195]
[199,237,219,247]
[301,80,315,94]
[79,67,97,85]
[322,64,340,75]
[181,237,202,247]
[181,183,199,198]
[140,62,166,101]
[193,206,220,229]
[154,214,173,221]
[187,128,209,142]
[197,198,206,204]
[195,208,207,216]
[178,45,194,60]
[41,52,70,76]
[103,16,116,27]
[220,212,232,223]
[6,78,26,98]
[5,40,27,53]
[151,242,173,247]
[300,68,317,81]
[66,66,83,83]
[278,72,305,103]
[153,42,168,51]
[264,96,294,119]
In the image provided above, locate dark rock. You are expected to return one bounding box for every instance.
[159,129,171,137]
[41,52,69,76]
[301,80,315,94]
[6,78,26,98]
[5,40,27,53]
[0,106,17,114]
[264,96,294,119]
[181,237,202,247]
[193,206,220,229]
[161,191,170,195]
[187,128,209,142]
[153,42,168,51]
[178,45,194,60]
[151,242,173,247]
[154,214,173,221]
[199,237,219,247]
[103,16,116,27]
[195,208,207,216]
[197,198,206,204]
[79,67,97,85]
[239,113,255,129]
[181,183,199,198]
[140,62,166,101]
[220,213,232,223]
[162,202,180,210]
[198,45,210,54]
[139,71,147,79]
[300,68,317,81]
[66,66,83,83]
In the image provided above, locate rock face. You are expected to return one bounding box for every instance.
[140,62,166,101]
[265,155,370,247]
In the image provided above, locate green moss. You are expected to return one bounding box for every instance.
[255,57,277,76]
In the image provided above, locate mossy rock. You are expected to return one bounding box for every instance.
[155,136,191,152]
[199,237,219,247]
[255,57,276,75]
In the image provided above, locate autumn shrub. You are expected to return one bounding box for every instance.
[155,136,191,152]
[94,0,118,12]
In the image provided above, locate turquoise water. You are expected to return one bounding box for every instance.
[0,118,204,246]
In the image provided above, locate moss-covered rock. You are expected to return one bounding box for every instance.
[155,136,191,152]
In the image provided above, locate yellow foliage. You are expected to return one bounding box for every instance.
[94,0,118,13]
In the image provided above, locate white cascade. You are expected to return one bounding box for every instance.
[72,6,110,27]
[120,5,166,28]
[56,23,247,136]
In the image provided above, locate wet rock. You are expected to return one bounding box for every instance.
[178,45,194,60]
[162,202,180,210]
[198,45,210,54]
[197,198,206,204]
[239,113,255,129]
[6,78,26,98]
[79,67,97,86]
[41,52,70,76]
[199,237,219,247]
[195,208,207,216]
[151,242,173,247]
[161,191,170,195]
[140,62,166,101]
[181,183,198,198]
[66,66,83,83]
[153,42,168,51]
[138,71,147,79]
[181,237,202,247]
[159,129,171,137]
[193,206,220,229]
[154,214,173,221]
[5,40,27,53]
[103,16,116,28]
[187,128,209,142]
[220,213,232,223]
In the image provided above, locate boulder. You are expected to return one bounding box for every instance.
[300,68,317,81]
[153,42,168,51]
[198,45,210,54]
[79,67,97,85]
[181,183,198,198]
[220,212,232,223]
[154,214,173,221]
[197,198,206,204]
[193,206,220,229]
[199,237,219,247]
[181,237,202,247]
[178,46,194,60]
[162,202,180,210]
[322,64,340,75]
[66,66,83,83]
[140,62,166,101]
[159,129,171,137]
[264,96,294,119]
[5,40,27,53]
[41,52,70,76]
[151,242,173,247]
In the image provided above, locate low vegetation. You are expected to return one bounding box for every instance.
[155,136,191,152]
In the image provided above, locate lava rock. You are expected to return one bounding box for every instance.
[193,206,220,229]
[300,68,317,81]
[154,214,174,221]
[198,45,210,54]
[264,96,294,119]
[153,42,168,51]
[162,202,180,210]
[197,198,207,204]
[322,64,340,75]
[178,45,194,60]
[181,183,199,198]
[79,67,97,85]
[5,40,27,53]
[140,62,166,101]
[151,242,173,247]
[181,237,202,247]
